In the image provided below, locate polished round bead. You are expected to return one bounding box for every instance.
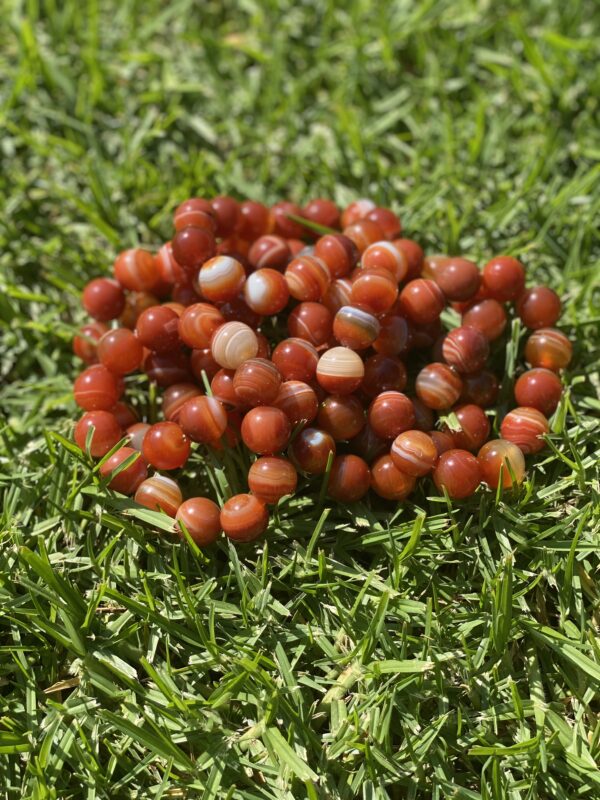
[178,303,224,349]
[73,321,109,364]
[241,406,291,455]
[285,255,330,302]
[247,235,291,271]
[434,258,480,301]
[142,422,191,470]
[460,370,500,408]
[136,306,181,353]
[74,365,120,411]
[126,422,151,452]
[343,219,385,254]
[333,305,380,350]
[196,256,246,303]
[314,234,358,279]
[156,242,185,286]
[162,383,202,423]
[415,363,463,410]
[210,195,240,238]
[119,291,161,329]
[393,238,424,279]
[351,268,399,315]
[179,396,228,443]
[220,493,269,543]
[390,430,437,477]
[398,279,445,325]
[287,238,306,256]
[114,248,161,293]
[172,226,216,269]
[233,358,282,406]
[446,404,490,452]
[83,278,126,321]
[210,322,259,370]
[74,410,122,458]
[517,287,561,330]
[368,391,415,440]
[500,407,549,454]
[360,241,407,283]
[144,351,192,387]
[429,430,456,458]
[323,278,353,315]
[442,326,489,374]
[370,455,416,501]
[365,207,402,240]
[289,427,336,475]
[524,328,572,371]
[482,256,525,301]
[134,475,183,518]
[173,198,216,232]
[270,201,306,239]
[316,347,364,395]
[210,369,246,409]
[373,315,412,357]
[362,354,407,399]
[273,381,319,426]
[462,299,507,341]
[190,348,220,383]
[317,394,365,442]
[248,456,298,504]
[328,455,371,502]
[433,449,481,499]
[478,439,526,489]
[271,338,319,383]
[176,497,222,546]
[100,446,148,494]
[303,198,341,231]
[341,198,376,228]
[97,328,144,375]
[514,368,562,416]
[287,302,333,347]
[243,268,290,315]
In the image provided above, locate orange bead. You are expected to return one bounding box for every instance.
[134,475,183,517]
[482,256,525,302]
[236,201,273,240]
[317,394,365,442]
[285,255,330,301]
[442,326,489,374]
[220,493,269,542]
[316,347,364,395]
[314,234,358,278]
[136,306,181,354]
[243,268,290,315]
[273,381,319,426]
[73,321,108,364]
[233,358,282,406]
[433,449,481,499]
[433,258,480,302]
[327,455,371,502]
[341,198,376,228]
[162,383,202,423]
[178,303,224,349]
[74,410,122,458]
[393,238,424,279]
[350,268,399,315]
[142,422,191,470]
[445,404,490,452]
[248,235,291,270]
[126,422,150,452]
[322,279,353,315]
[211,322,259,370]
[303,198,341,231]
[333,305,380,350]
[100,446,148,494]
[500,407,549,454]
[74,365,119,411]
[478,439,526,489]
[415,363,463,410]
[172,226,216,269]
[83,278,126,321]
[144,351,192,387]
[390,430,437,476]
[362,354,407,398]
[272,338,319,383]
[368,391,415,440]
[248,456,298,504]
[289,427,336,475]
[398,279,445,325]
[196,256,246,303]
[370,454,416,501]
[210,195,240,238]
[360,241,407,283]
[373,315,412,357]
[517,286,561,330]
[462,299,507,341]
[114,248,161,293]
[460,370,500,408]
[173,198,216,232]
[514,368,562,416]
[365,207,402,240]
[524,328,572,371]
[241,406,291,454]
[343,219,385,254]
[97,328,144,375]
[179,396,228,443]
[287,302,333,347]
[176,497,222,546]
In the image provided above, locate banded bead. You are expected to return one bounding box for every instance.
[333,305,381,350]
[285,255,331,302]
[316,347,365,395]
[248,456,298,504]
[390,430,437,477]
[500,407,549,454]
[327,455,371,502]
[134,475,183,517]
[370,454,416,501]
[524,328,572,372]
[478,439,526,489]
[211,322,259,370]
[415,363,463,410]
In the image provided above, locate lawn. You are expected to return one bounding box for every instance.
[1,0,600,797]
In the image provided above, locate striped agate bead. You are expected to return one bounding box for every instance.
[390,430,437,477]
[178,302,225,349]
[211,322,259,370]
[196,255,246,303]
[415,363,463,410]
[333,305,380,350]
[316,347,365,395]
[284,255,331,301]
[134,475,183,518]
[442,326,489,374]
[500,406,549,454]
[524,328,572,372]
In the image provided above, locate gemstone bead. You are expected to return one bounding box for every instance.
[368,391,415,440]
[285,255,331,301]
[289,427,336,475]
[196,255,246,303]
[179,396,228,443]
[142,422,191,470]
[314,234,358,278]
[398,279,445,325]
[162,383,202,423]
[273,381,319,426]
[514,368,562,416]
[442,326,489,374]
[74,365,120,411]
[272,338,319,382]
[460,370,500,408]
[134,475,183,517]
[362,354,407,398]
[73,321,108,364]
[390,430,437,477]
[178,303,225,349]
[373,315,412,357]
[500,407,549,454]
[415,363,463,410]
[248,235,291,271]
[434,258,480,301]
[323,278,353,315]
[171,227,216,269]
[478,439,526,489]
[220,493,269,543]
[462,299,507,341]
[176,497,222,546]
[83,278,126,321]
[233,358,282,406]
[74,410,122,458]
[114,248,161,293]
[97,328,144,375]
[365,207,402,240]
[100,446,148,494]
[244,268,290,315]
[327,455,371,502]
[211,322,259,370]
[482,256,525,301]
[126,422,151,452]
[144,351,192,387]
[247,456,298,504]
[517,287,561,330]
[173,198,216,232]
[136,306,181,353]
[316,347,365,395]
[343,219,385,253]
[393,238,424,279]
[445,404,490,452]
[524,328,572,371]
[370,455,416,501]
[360,241,407,283]
[236,201,272,240]
[350,268,399,315]
[433,449,481,499]
[241,406,291,454]
[287,302,333,346]
[341,198,376,228]
[333,305,381,350]
[317,394,365,441]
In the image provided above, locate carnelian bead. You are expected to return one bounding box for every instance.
[285,255,330,302]
[271,201,306,239]
[241,407,291,454]
[350,268,399,316]
[462,299,507,341]
[316,347,364,395]
[390,430,437,477]
[433,449,481,499]
[328,455,371,502]
[236,201,272,240]
[411,397,436,432]
[314,234,358,279]
[362,354,407,398]
[74,365,119,411]
[393,238,424,280]
[196,256,245,303]
[220,494,269,542]
[348,424,388,463]
[398,279,445,325]
[248,456,298,504]
[445,404,490,452]
[111,401,138,429]
[172,226,216,269]
[333,305,380,350]
[233,358,282,406]
[74,410,122,458]
[460,370,500,408]
[144,351,192,386]
[341,198,376,227]
[514,368,562,416]
[303,198,340,231]
[289,427,336,475]
[114,249,161,293]
[524,328,572,371]
[126,422,151,452]
[429,430,456,458]
[83,278,126,321]
[360,241,408,283]
[517,286,561,330]
[173,198,216,232]
[156,242,186,287]
[343,219,385,254]
[211,322,259,370]
[97,328,143,375]
[370,455,416,501]
[73,322,108,364]
[134,475,183,517]
[317,394,365,442]
[415,363,463,410]
[433,258,480,302]
[248,235,291,271]
[119,291,160,329]
[190,348,220,383]
[287,302,333,347]
[178,302,224,350]
[272,338,319,383]
[365,207,402,240]
[323,279,353,315]
[176,497,222,546]
[142,422,191,470]
[373,315,412,357]
[179,396,228,443]
[211,369,245,409]
[478,439,526,489]
[500,407,549,454]
[162,301,186,317]
[240,269,288,316]
[162,383,202,423]
[442,325,489,374]
[273,381,319,426]
[100,446,147,494]
[210,195,240,238]
[368,391,415,440]
[482,256,525,301]
[136,306,181,353]
[216,236,250,260]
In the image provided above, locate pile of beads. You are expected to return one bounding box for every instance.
[73,197,572,545]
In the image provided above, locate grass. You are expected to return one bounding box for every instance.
[1,0,600,797]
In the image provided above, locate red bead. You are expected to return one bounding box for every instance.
[362,354,407,398]
[272,338,319,383]
[195,256,245,303]
[367,391,415,440]
[73,321,108,364]
[176,497,222,546]
[97,328,144,375]
[216,236,250,260]
[210,369,245,409]
[100,446,148,494]
[429,430,456,458]
[460,370,500,408]
[517,286,561,330]
[287,238,305,256]
[273,381,319,426]
[333,305,380,350]
[514,368,562,416]
[162,383,202,422]
[436,259,481,302]
[233,358,282,406]
[287,302,333,347]
[398,279,445,325]
[74,365,119,411]
[271,201,306,239]
[285,255,330,302]
[365,207,402,240]
[478,439,526,489]
[442,326,489,374]
[236,201,272,240]
[343,219,385,254]
[328,455,371,502]
[74,410,122,458]
[433,449,481,499]
[314,234,358,279]
[134,475,183,517]
[156,242,186,287]
[524,328,572,371]
[112,401,138,429]
[114,249,161,293]
[360,242,407,283]
[462,299,507,341]
[390,430,437,476]
[373,315,412,357]
[303,199,340,232]
[126,422,150,452]
[415,363,463,410]
[350,268,399,315]
[411,396,435,431]
[317,394,365,442]
[172,226,216,269]
[144,351,192,387]
[179,396,228,443]
[445,404,490,452]
[248,456,298,504]
[119,291,160,329]
[142,422,191,470]
[322,278,353,315]
[173,198,216,232]
[393,238,424,280]
[316,347,364,395]
[247,235,291,271]
[341,199,376,228]
[244,268,290,315]
[211,322,259,370]
[370,455,416,501]
[190,348,220,383]
[220,493,269,542]
[289,427,336,475]
[162,301,186,317]
[178,302,224,349]
[500,407,548,454]
[83,278,126,321]
[241,407,291,455]
[136,306,181,353]
[482,256,525,302]
[210,195,240,238]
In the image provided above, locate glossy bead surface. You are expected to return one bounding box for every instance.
[433,449,481,499]
[179,396,228,443]
[415,363,463,410]
[393,238,424,279]
[100,446,148,494]
[111,401,138,430]
[462,299,507,341]
[136,306,181,353]
[83,278,126,321]
[317,394,365,442]
[271,338,319,383]
[328,455,371,502]
[446,404,491,452]
[429,430,456,458]
[74,365,119,411]
[514,368,562,416]
[173,198,216,232]
[237,201,272,240]
[289,427,336,475]
[211,322,259,370]
[114,248,160,292]
[241,407,291,455]
[243,268,290,315]
[97,328,143,375]
[220,493,269,542]
[362,354,407,398]
[370,455,416,501]
[316,347,364,395]
[285,255,330,302]
[233,358,282,406]
[142,422,191,470]
[333,305,380,350]
[351,268,398,315]
[398,279,445,325]
[390,430,437,477]
[178,303,224,349]
[360,241,407,283]
[271,201,306,239]
[482,256,525,301]
[460,370,500,408]
[303,198,340,231]
[190,348,220,383]
[74,410,122,457]
[73,322,108,364]
[134,475,183,517]
[119,291,161,329]
[248,456,298,504]
[524,328,572,371]
[195,255,245,303]
[210,195,240,238]
[368,391,415,440]
[433,258,480,301]
[373,315,412,357]
[162,383,202,423]
[323,279,353,315]
[210,369,245,409]
[176,497,222,546]
[172,226,216,269]
[500,407,549,454]
[517,286,561,330]
[365,207,402,240]
[314,234,357,279]
[341,198,376,228]
[287,302,333,346]
[442,326,489,374]
[144,351,192,386]
[273,381,319,426]
[343,219,385,253]
[126,422,151,452]
[478,439,526,489]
